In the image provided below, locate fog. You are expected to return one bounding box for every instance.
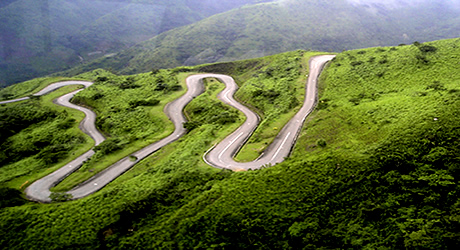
[346,0,460,9]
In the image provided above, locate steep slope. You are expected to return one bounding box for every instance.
[0,0,269,86]
[92,38,460,249]
[0,38,459,248]
[62,0,460,77]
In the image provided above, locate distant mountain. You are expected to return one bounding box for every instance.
[0,0,269,86]
[60,0,460,76]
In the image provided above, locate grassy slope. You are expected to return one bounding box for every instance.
[58,0,460,78]
[0,0,128,86]
[0,39,459,248]
[0,0,266,86]
[109,39,459,249]
[50,50,318,191]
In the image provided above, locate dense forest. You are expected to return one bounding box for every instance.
[0,38,459,248]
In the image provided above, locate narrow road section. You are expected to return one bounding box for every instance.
[205,55,335,170]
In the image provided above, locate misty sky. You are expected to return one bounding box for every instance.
[347,0,460,8]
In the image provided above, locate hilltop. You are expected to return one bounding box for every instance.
[59,0,460,77]
[0,38,459,248]
[0,0,268,86]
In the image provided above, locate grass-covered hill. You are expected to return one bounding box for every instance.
[0,0,268,87]
[59,0,460,78]
[0,38,459,248]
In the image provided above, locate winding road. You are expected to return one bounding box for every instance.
[205,55,335,170]
[1,55,334,202]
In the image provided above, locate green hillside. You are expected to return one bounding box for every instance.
[1,38,459,248]
[59,0,460,77]
[0,0,268,86]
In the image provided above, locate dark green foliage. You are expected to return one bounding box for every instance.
[119,77,140,90]
[350,61,363,67]
[316,138,327,147]
[416,54,430,64]
[57,118,76,130]
[95,76,109,83]
[418,44,438,53]
[0,187,25,208]
[50,192,73,202]
[316,98,330,110]
[98,169,229,246]
[1,41,460,249]
[186,98,239,128]
[183,121,200,132]
[36,144,74,165]
[0,102,83,166]
[94,138,123,156]
[128,98,159,108]
[0,101,55,143]
[426,81,446,91]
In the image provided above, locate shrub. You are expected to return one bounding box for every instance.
[418,45,438,53]
[317,139,327,147]
[95,76,108,83]
[0,187,25,208]
[94,138,122,155]
[426,81,446,91]
[350,61,363,67]
[50,192,73,202]
[129,98,160,108]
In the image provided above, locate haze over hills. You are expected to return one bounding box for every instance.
[0,0,269,86]
[57,0,460,77]
[1,1,460,248]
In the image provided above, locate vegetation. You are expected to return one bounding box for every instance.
[0,85,92,187]
[0,38,459,248]
[58,0,460,78]
[51,69,187,191]
[0,0,267,86]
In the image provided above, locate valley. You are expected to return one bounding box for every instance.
[1,1,460,247]
[0,38,459,248]
[3,55,333,202]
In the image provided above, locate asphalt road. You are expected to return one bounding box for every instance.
[204,55,336,170]
[24,76,208,202]
[5,55,333,202]
[18,81,106,202]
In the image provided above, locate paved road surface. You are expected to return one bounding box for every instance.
[3,55,333,202]
[23,76,207,201]
[205,55,335,170]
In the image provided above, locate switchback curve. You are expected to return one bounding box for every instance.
[2,55,334,202]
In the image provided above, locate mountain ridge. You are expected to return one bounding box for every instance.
[56,0,460,78]
[0,0,269,86]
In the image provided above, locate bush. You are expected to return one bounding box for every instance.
[426,81,446,91]
[418,45,437,53]
[94,138,122,155]
[0,187,25,208]
[119,77,139,89]
[50,192,73,202]
[350,61,363,67]
[317,139,327,147]
[95,76,108,83]
[129,98,160,108]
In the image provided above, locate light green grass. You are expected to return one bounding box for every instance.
[51,72,194,192]
[2,85,94,190]
[0,77,87,101]
[233,51,330,161]
[1,44,459,249]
